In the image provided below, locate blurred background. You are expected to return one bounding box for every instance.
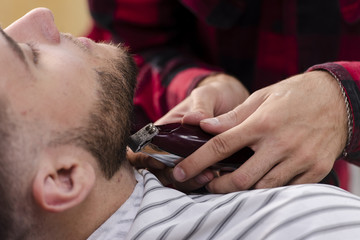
[0,0,91,36]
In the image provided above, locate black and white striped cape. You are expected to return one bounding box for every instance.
[89,169,360,240]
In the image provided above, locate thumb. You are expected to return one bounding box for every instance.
[182,92,217,125]
[200,109,240,135]
[199,95,261,134]
[127,148,165,169]
[182,111,213,125]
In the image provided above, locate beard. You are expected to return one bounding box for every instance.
[84,46,137,178]
[54,45,138,179]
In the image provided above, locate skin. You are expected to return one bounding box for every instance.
[130,71,348,193]
[2,8,136,239]
[128,74,250,190]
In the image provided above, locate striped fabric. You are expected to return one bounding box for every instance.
[89,169,360,240]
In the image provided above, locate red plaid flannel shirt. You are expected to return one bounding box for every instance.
[88,0,360,188]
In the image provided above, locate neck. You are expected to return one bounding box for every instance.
[38,163,137,240]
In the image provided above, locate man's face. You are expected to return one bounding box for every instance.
[0,8,136,179]
[0,8,136,238]
[1,8,128,134]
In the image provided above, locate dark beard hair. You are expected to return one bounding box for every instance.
[82,52,137,179]
[0,100,34,240]
[79,47,137,178]
[0,100,15,239]
[52,46,137,179]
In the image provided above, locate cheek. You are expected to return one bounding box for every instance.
[0,50,31,89]
[12,56,98,130]
[38,63,98,128]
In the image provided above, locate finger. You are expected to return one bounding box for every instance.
[155,108,184,125]
[172,90,271,184]
[288,172,325,186]
[156,88,217,126]
[205,147,282,193]
[288,163,332,186]
[174,169,216,192]
[200,92,266,135]
[127,148,166,169]
[182,111,212,125]
[252,159,306,189]
[173,123,255,183]
[153,168,215,192]
[182,91,217,125]
[155,98,193,125]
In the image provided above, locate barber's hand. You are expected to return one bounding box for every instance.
[156,73,249,125]
[172,71,348,193]
[127,74,249,191]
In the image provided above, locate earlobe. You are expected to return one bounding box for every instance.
[33,157,95,213]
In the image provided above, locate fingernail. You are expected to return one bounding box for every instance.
[195,174,211,185]
[201,118,220,126]
[173,166,186,181]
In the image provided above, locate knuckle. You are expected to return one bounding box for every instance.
[205,183,216,193]
[301,152,314,164]
[255,176,281,189]
[267,136,287,152]
[230,172,252,190]
[225,110,240,123]
[180,157,203,176]
[313,160,332,175]
[192,84,216,97]
[249,89,263,100]
[254,111,278,133]
[210,135,231,159]
[206,180,224,193]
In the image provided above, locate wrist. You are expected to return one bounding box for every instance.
[320,71,352,157]
[311,70,352,158]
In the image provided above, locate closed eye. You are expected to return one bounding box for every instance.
[26,42,40,64]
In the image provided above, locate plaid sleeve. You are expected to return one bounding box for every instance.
[133,52,218,122]
[308,62,360,165]
[87,0,221,122]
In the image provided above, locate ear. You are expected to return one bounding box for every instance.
[32,149,96,212]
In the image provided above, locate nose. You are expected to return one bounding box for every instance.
[5,8,60,44]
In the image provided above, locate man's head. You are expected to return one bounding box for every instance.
[0,8,137,239]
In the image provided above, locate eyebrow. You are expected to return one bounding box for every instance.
[0,27,28,67]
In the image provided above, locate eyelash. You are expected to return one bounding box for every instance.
[26,42,40,64]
